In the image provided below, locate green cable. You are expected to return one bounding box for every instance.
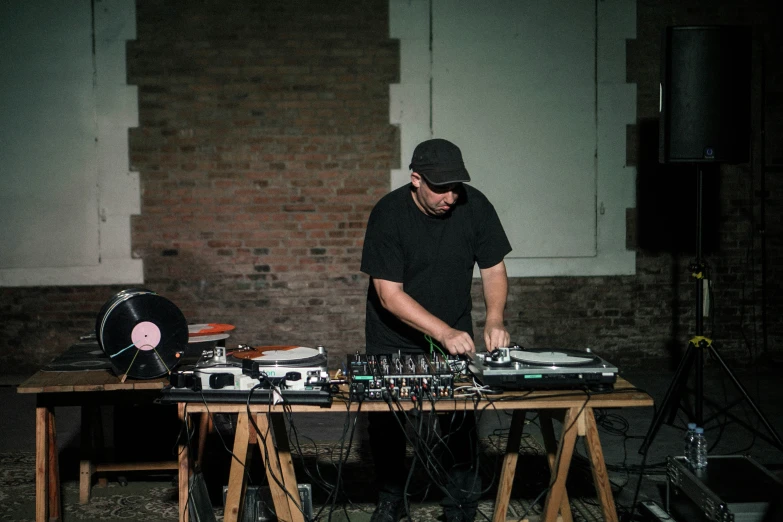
[424,334,447,358]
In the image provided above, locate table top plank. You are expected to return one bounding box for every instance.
[72,371,122,392]
[17,371,652,412]
[18,370,167,394]
[180,378,652,414]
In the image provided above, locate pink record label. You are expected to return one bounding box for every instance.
[131,321,161,351]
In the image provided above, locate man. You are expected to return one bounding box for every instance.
[361,138,512,522]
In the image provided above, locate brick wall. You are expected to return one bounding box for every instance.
[126,0,399,372]
[1,0,781,377]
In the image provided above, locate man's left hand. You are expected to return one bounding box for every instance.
[484,321,510,352]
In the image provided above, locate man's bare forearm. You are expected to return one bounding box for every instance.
[480,261,510,350]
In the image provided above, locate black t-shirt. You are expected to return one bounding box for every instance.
[361,183,512,353]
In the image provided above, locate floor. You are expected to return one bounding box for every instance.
[2,359,783,521]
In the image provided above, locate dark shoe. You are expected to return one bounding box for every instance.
[370,498,405,522]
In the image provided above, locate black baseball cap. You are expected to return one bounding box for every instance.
[409,138,471,186]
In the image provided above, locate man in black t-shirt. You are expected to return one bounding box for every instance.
[361,138,512,522]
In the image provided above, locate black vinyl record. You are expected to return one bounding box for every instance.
[96,290,188,379]
[95,288,154,334]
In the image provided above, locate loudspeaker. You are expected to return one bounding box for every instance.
[659,26,752,164]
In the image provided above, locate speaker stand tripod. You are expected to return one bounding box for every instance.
[639,166,783,455]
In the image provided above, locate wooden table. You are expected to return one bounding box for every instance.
[177,377,653,522]
[17,370,174,522]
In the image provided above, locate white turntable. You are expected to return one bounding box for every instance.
[182,345,329,391]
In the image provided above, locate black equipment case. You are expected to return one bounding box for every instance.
[666,455,783,522]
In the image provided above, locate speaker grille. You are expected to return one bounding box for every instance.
[659,26,752,164]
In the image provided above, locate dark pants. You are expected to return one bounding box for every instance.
[368,409,482,514]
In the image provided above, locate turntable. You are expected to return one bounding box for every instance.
[194,345,328,391]
[468,347,618,391]
[162,345,332,405]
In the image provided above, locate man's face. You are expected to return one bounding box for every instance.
[410,172,460,216]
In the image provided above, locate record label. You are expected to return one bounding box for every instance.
[131,321,161,351]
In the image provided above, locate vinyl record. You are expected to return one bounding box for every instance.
[229,345,327,367]
[188,332,231,344]
[509,349,599,367]
[188,323,235,337]
[95,288,154,335]
[96,290,188,379]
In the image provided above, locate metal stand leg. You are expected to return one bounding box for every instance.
[639,165,783,454]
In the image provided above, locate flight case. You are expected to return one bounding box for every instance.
[666,455,783,522]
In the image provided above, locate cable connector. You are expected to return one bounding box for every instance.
[242,359,261,379]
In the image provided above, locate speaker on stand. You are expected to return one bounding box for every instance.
[642,25,783,455]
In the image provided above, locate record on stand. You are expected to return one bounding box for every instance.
[96,289,188,379]
[509,348,599,367]
[229,345,327,367]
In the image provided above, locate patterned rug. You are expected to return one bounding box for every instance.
[0,453,181,522]
[0,433,605,521]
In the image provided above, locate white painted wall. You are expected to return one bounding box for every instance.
[390,0,637,276]
[0,1,635,285]
[0,0,141,286]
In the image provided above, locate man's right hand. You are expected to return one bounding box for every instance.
[439,328,476,356]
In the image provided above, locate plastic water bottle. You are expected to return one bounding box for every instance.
[683,422,696,464]
[692,427,708,470]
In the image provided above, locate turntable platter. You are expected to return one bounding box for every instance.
[188,332,230,344]
[510,349,597,367]
[189,323,235,336]
[230,345,327,367]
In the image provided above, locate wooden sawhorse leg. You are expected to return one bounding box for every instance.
[79,406,93,505]
[177,403,190,522]
[540,407,580,522]
[493,409,526,522]
[582,408,617,521]
[539,411,575,522]
[255,413,303,522]
[223,412,250,522]
[79,405,107,504]
[223,412,304,522]
[540,407,618,522]
[48,406,61,520]
[493,409,573,522]
[36,404,61,522]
